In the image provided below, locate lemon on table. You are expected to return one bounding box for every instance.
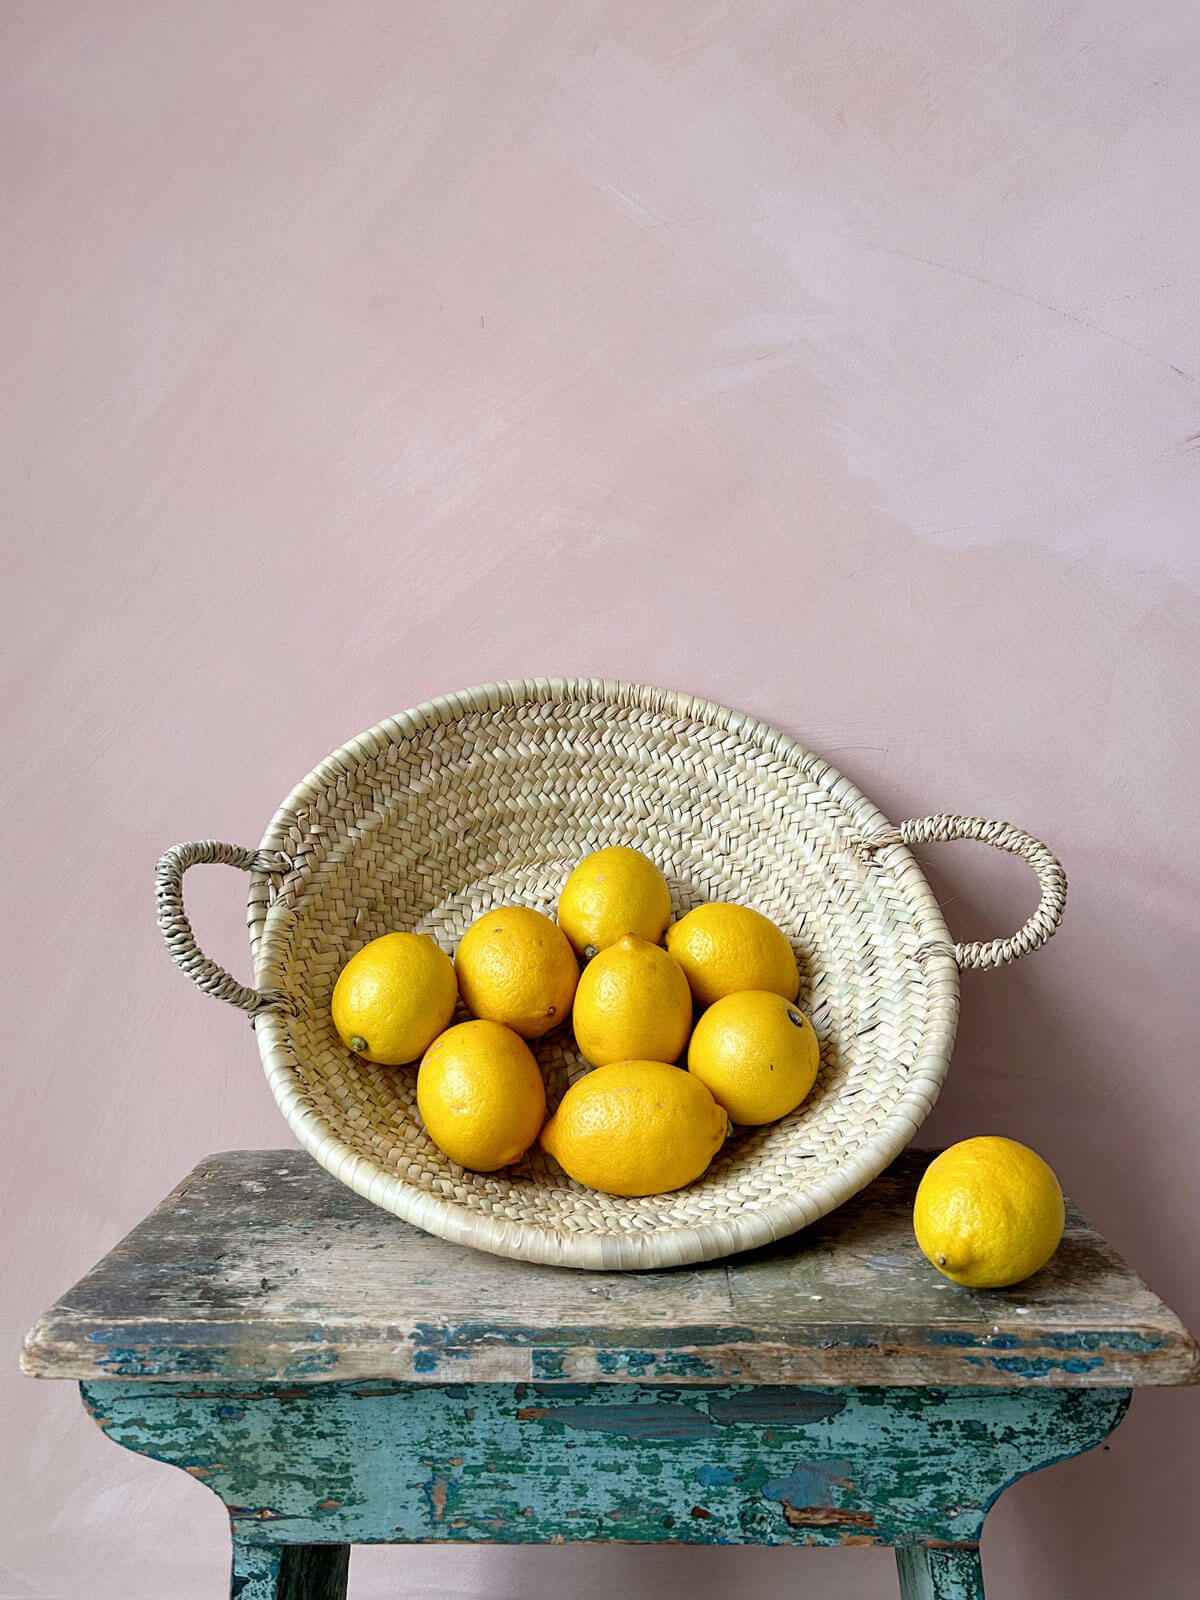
[330,931,458,1065]
[557,846,673,960]
[572,934,694,1069]
[455,906,578,1039]
[416,1020,546,1172]
[913,1137,1066,1288]
[665,902,800,1008]
[687,989,819,1125]
[539,1060,728,1197]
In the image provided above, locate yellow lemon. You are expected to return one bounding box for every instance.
[572,934,694,1068]
[687,990,819,1125]
[416,1020,546,1172]
[665,903,799,1008]
[539,1060,728,1196]
[557,846,673,959]
[330,931,457,1065]
[913,1137,1065,1288]
[455,906,578,1039]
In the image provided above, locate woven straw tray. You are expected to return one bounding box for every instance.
[157,679,1065,1270]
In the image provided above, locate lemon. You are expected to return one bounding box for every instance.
[455,906,578,1039]
[557,846,673,959]
[572,934,694,1069]
[416,1020,546,1171]
[540,1060,728,1196]
[913,1137,1065,1288]
[687,990,819,1125]
[330,931,457,1065]
[665,903,799,1008]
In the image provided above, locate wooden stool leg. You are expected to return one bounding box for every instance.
[896,1545,984,1599]
[231,1538,350,1600]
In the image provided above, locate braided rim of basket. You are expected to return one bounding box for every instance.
[244,678,967,1270]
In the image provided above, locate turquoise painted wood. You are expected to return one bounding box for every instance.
[896,1546,985,1599]
[30,1151,1198,1598]
[82,1379,1128,1554]
[230,1541,348,1600]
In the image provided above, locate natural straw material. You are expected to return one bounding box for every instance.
[156,679,1066,1270]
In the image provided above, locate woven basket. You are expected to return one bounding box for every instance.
[156,679,1065,1270]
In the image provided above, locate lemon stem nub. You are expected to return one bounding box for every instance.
[350,1036,368,1054]
[936,1252,947,1266]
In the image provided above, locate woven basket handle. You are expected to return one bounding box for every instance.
[156,841,291,1017]
[859,815,1066,971]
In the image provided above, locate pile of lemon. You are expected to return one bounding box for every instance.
[330,844,1069,1289]
[329,846,819,1198]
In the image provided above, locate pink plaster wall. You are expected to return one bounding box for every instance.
[4,3,1199,1596]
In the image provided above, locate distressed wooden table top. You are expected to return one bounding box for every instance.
[23,1149,1198,1389]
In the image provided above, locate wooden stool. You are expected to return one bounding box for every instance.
[23,1149,1198,1598]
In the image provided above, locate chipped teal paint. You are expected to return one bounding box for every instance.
[928,1331,1022,1349]
[69,1320,1167,1387]
[1043,1330,1166,1353]
[229,1539,282,1600]
[762,1458,856,1508]
[84,1325,341,1380]
[518,1401,722,1439]
[590,1348,724,1379]
[230,1539,349,1600]
[896,1545,985,1599]
[706,1392,846,1424]
[925,1326,1162,1362]
[962,1355,1106,1377]
[80,1380,1129,1552]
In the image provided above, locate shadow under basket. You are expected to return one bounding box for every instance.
[156,679,1065,1270]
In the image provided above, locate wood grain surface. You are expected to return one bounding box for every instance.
[24,1149,1198,1387]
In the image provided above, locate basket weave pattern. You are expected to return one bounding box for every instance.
[158,680,1064,1269]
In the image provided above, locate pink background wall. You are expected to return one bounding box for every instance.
[5,3,1199,1595]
